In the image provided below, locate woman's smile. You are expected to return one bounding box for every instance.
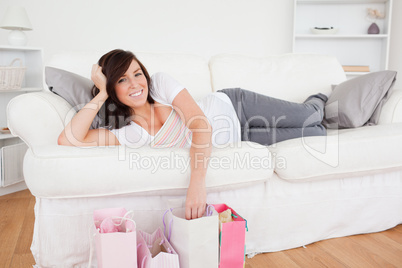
[129,89,143,98]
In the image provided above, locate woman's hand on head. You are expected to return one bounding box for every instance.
[91,64,108,95]
[185,179,207,220]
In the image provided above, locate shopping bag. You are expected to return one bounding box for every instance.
[163,205,219,268]
[137,227,180,268]
[93,207,138,268]
[212,204,247,268]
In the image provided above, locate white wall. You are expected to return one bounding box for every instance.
[0,0,401,88]
[0,0,294,61]
[389,0,402,89]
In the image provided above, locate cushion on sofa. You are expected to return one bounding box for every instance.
[323,71,397,129]
[46,66,94,111]
[45,67,102,129]
[270,123,402,181]
[23,142,273,198]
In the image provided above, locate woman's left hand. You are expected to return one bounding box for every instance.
[91,64,107,94]
[185,179,206,220]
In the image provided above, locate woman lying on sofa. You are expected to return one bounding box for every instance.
[58,49,327,220]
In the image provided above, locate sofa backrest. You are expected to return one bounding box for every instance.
[209,53,347,102]
[46,50,212,101]
[8,52,347,149]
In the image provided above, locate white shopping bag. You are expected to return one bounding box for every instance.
[163,206,219,268]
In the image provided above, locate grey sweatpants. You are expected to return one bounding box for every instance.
[218,88,327,146]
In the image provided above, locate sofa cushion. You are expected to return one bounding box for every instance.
[45,67,101,129]
[270,123,402,181]
[23,142,273,198]
[323,71,397,128]
[46,66,94,111]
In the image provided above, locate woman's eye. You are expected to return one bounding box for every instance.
[135,73,142,77]
[118,78,126,83]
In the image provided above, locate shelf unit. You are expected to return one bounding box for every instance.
[293,0,393,77]
[0,46,43,195]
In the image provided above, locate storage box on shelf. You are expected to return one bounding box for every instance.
[0,46,43,195]
[293,0,393,78]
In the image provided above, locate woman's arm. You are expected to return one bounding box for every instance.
[58,65,120,147]
[172,89,212,220]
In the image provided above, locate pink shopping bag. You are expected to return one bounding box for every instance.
[137,227,179,268]
[212,204,247,268]
[93,207,138,268]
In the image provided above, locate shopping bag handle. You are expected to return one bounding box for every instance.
[141,255,147,268]
[206,204,214,216]
[162,209,173,242]
[87,226,97,268]
[137,242,151,268]
[108,210,137,232]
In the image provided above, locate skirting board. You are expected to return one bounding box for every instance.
[0,181,28,196]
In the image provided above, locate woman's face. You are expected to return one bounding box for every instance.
[114,60,149,109]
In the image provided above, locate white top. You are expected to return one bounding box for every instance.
[110,72,241,148]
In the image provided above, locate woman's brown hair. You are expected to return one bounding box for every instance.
[92,49,155,129]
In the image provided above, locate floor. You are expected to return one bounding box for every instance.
[1,189,401,268]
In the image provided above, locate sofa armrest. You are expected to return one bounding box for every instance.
[7,91,75,148]
[24,142,272,198]
[378,89,402,124]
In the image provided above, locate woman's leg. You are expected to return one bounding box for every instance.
[218,88,327,145]
[243,125,327,146]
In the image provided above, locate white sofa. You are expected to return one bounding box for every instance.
[7,51,402,268]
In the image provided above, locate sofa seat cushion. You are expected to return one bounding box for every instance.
[24,142,273,198]
[270,123,402,181]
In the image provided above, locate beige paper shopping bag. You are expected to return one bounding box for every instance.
[163,206,219,268]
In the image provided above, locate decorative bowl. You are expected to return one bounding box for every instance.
[310,27,339,35]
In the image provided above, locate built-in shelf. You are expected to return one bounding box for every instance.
[0,133,14,140]
[298,0,389,4]
[0,46,43,194]
[0,46,44,134]
[0,87,43,93]
[293,0,393,77]
[345,71,370,76]
[0,45,44,51]
[295,34,388,39]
